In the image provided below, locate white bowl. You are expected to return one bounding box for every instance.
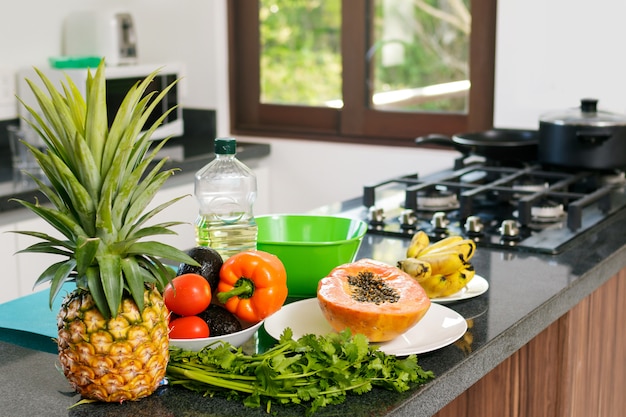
[169,320,264,352]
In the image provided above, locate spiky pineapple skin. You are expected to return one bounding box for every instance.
[57,286,169,402]
[14,60,200,402]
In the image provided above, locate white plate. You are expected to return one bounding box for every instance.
[430,274,489,304]
[263,298,467,356]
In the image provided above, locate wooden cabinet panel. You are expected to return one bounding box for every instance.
[434,269,626,417]
[558,269,626,417]
[466,355,519,417]
[517,322,559,417]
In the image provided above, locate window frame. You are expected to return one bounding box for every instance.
[227,0,497,147]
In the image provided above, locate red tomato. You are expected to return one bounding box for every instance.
[163,273,212,316]
[168,316,210,339]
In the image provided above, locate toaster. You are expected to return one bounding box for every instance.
[63,11,138,66]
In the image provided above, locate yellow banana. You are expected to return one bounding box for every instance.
[437,263,476,297]
[420,263,475,298]
[397,257,432,281]
[406,230,430,258]
[420,236,476,259]
[417,235,464,256]
[437,239,477,262]
[414,273,447,298]
[416,250,467,276]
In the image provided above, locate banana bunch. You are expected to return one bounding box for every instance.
[398,231,476,298]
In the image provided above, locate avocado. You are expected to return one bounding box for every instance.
[198,304,243,336]
[178,246,223,291]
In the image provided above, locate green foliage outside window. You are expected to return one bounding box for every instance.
[260,0,470,112]
[260,0,342,106]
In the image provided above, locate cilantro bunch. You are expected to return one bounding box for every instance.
[167,329,434,415]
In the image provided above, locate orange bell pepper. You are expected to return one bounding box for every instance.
[216,250,288,322]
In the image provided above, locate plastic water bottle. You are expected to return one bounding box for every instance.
[194,137,258,259]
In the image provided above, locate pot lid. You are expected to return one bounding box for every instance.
[539,98,626,127]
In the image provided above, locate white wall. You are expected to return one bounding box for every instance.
[238,136,457,213]
[493,0,626,128]
[4,0,626,214]
[1,0,220,111]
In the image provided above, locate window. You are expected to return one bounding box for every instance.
[228,0,497,146]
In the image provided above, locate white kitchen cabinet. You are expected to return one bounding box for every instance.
[13,215,59,298]
[0,221,19,304]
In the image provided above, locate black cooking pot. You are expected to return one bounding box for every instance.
[415,128,539,162]
[538,98,626,170]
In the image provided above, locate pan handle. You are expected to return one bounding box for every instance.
[415,134,455,147]
[415,134,470,155]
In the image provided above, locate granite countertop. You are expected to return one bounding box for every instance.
[2,190,626,417]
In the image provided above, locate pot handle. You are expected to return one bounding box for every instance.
[576,130,612,146]
[415,134,470,155]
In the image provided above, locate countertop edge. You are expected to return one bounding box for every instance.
[387,210,626,417]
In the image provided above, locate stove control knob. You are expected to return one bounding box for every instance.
[430,211,449,230]
[369,207,385,225]
[400,209,417,229]
[499,219,520,238]
[464,216,484,235]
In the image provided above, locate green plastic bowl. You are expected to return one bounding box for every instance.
[256,214,368,298]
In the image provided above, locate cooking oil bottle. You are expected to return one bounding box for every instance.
[194,137,257,259]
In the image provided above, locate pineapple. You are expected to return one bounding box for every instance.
[13,60,198,402]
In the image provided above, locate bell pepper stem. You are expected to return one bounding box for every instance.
[217,278,255,304]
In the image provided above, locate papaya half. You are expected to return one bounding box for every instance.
[317,258,431,342]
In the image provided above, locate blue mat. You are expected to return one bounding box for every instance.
[0,283,74,339]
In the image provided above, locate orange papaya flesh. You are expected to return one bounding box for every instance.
[317,258,431,342]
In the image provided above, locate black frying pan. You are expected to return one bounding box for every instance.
[415,128,539,162]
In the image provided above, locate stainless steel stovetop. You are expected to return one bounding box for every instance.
[350,161,626,254]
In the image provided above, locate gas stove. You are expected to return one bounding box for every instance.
[358,160,626,254]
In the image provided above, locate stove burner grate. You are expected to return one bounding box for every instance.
[361,164,626,254]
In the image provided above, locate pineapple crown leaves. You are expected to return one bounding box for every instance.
[11,59,199,318]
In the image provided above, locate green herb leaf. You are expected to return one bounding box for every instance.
[167,329,434,414]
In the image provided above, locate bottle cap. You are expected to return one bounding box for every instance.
[214,137,236,155]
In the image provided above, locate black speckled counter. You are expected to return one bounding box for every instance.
[2,192,626,416]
